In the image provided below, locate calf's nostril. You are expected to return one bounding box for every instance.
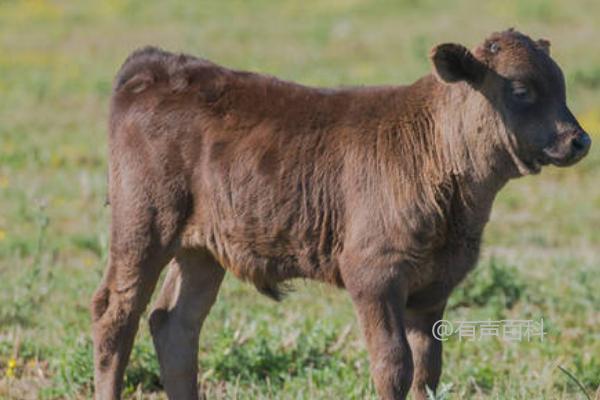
[571,133,591,152]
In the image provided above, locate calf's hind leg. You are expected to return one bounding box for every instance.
[149,249,225,400]
[91,219,175,399]
[91,182,188,398]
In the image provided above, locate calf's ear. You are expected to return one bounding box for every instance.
[430,43,486,85]
[536,38,551,55]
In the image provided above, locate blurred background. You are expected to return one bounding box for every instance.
[0,1,598,399]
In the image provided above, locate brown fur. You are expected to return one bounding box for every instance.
[91,29,591,399]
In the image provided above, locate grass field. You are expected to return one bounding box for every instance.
[1,1,599,399]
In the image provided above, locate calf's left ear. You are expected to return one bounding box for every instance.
[536,39,551,55]
[430,43,486,85]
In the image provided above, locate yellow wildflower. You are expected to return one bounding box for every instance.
[0,230,6,242]
[83,257,95,267]
[6,357,16,378]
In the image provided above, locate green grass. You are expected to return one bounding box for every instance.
[1,0,599,399]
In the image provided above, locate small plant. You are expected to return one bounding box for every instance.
[448,258,525,315]
[557,365,592,400]
[201,323,342,387]
[46,335,94,398]
[123,337,162,394]
[0,204,52,327]
[47,334,162,397]
[426,382,453,400]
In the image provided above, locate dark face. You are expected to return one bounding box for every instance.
[431,30,591,173]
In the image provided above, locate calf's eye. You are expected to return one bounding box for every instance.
[511,82,535,103]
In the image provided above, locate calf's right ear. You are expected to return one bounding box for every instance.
[430,43,486,85]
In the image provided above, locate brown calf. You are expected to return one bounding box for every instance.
[91,29,591,399]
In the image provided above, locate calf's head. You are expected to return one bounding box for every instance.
[430,29,591,174]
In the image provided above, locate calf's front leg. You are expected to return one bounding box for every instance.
[344,264,414,400]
